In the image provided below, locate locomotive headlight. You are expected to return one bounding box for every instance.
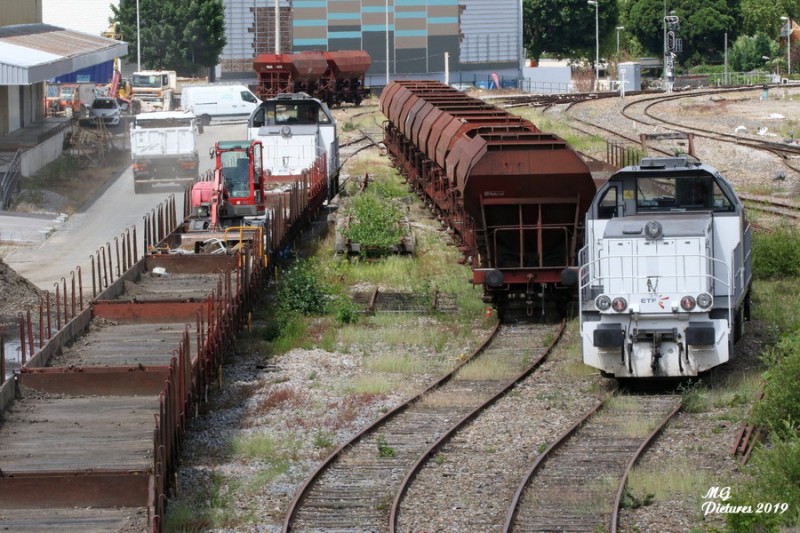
[595,295,611,311]
[612,297,628,312]
[644,221,663,239]
[696,292,713,309]
[281,125,292,137]
[681,295,697,311]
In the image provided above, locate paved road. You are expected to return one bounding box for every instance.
[3,122,247,290]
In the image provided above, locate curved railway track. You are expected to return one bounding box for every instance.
[284,321,565,532]
[504,394,681,533]
[515,87,800,220]
[558,86,800,175]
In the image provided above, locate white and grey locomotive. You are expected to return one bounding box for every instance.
[577,156,752,378]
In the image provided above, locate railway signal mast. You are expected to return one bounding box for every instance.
[663,14,680,92]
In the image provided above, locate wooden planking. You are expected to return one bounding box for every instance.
[0,396,158,472]
[0,507,149,532]
[51,322,191,367]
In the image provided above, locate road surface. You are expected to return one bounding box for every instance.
[3,122,246,290]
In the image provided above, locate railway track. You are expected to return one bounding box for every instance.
[504,394,681,533]
[284,321,565,532]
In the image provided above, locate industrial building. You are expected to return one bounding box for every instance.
[0,1,126,178]
[41,0,524,87]
[220,0,524,86]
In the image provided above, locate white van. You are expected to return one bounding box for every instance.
[180,84,260,125]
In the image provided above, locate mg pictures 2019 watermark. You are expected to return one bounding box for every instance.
[702,486,789,516]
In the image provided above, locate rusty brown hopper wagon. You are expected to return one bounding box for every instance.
[380,80,596,315]
[254,50,371,107]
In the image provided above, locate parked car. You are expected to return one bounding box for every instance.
[89,97,123,126]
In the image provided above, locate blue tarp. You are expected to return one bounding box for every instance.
[51,60,114,84]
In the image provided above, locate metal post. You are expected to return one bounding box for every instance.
[136,0,141,71]
[587,1,599,90]
[386,0,391,85]
[616,26,624,58]
[275,0,280,54]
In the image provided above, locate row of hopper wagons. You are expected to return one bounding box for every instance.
[379,79,752,380]
[253,50,371,107]
[0,153,331,530]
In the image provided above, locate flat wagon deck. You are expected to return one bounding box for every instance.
[0,248,246,531]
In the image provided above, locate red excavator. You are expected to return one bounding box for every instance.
[190,140,266,229]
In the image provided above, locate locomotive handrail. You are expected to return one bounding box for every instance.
[577,249,736,336]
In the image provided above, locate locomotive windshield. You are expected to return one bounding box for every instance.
[634,176,734,212]
[593,174,738,220]
[249,100,332,128]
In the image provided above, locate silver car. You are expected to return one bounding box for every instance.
[89,97,122,126]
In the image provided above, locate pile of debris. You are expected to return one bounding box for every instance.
[0,258,43,328]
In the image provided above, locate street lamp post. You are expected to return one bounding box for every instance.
[587,0,599,90]
[782,16,791,77]
[386,0,390,85]
[616,26,624,58]
[136,0,141,71]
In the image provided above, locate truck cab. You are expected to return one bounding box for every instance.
[131,70,177,111]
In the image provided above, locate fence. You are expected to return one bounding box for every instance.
[0,149,22,210]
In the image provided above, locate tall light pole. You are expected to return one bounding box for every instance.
[136,0,141,71]
[616,26,624,58]
[782,16,791,77]
[386,0,390,85]
[587,0,599,90]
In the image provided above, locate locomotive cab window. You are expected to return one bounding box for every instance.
[635,176,734,213]
[249,100,333,128]
[595,186,619,219]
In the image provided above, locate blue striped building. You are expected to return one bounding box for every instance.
[223,0,523,86]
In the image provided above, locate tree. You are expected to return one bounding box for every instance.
[110,0,226,77]
[679,0,737,65]
[622,0,737,66]
[729,32,778,71]
[523,0,619,62]
[739,0,800,36]
[622,0,665,56]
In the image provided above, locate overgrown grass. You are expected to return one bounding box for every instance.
[335,315,474,361]
[344,375,396,395]
[719,225,800,532]
[678,374,760,416]
[231,432,301,462]
[514,109,605,154]
[364,353,426,374]
[454,356,517,381]
[164,473,242,531]
[418,389,478,408]
[626,457,710,502]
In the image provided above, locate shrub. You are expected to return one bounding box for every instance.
[274,260,328,323]
[327,295,360,325]
[752,226,800,279]
[752,333,800,439]
[726,431,800,532]
[341,192,406,254]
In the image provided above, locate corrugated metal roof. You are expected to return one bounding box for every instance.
[0,23,128,85]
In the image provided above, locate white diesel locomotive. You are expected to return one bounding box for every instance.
[577,156,752,378]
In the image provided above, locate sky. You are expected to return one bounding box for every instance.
[42,0,118,36]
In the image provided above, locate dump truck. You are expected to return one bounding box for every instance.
[130,111,201,193]
[131,70,178,112]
